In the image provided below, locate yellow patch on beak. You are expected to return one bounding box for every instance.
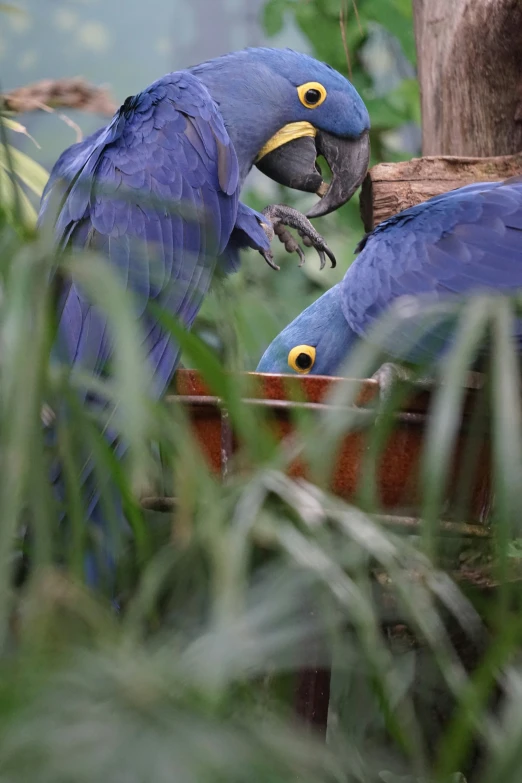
[316,181,329,196]
[255,121,317,163]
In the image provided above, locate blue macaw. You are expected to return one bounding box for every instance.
[38,47,370,578]
[257,177,522,379]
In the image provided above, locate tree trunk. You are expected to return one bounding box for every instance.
[412,0,522,156]
[360,0,522,228]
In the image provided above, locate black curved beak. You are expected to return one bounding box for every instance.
[255,129,370,218]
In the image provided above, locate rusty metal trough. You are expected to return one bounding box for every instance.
[167,368,491,529]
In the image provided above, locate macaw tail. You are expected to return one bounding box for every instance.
[45,411,130,598]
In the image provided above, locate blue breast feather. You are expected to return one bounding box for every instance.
[341,177,522,364]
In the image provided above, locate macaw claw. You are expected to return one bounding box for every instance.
[371,362,436,407]
[259,248,280,271]
[261,204,336,270]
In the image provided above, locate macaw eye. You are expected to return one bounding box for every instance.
[288,345,316,374]
[297,82,327,109]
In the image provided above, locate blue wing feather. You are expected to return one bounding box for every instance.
[218,202,270,273]
[40,70,241,393]
[342,177,522,363]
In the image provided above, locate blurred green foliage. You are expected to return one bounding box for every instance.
[0,117,48,227]
[3,165,522,781]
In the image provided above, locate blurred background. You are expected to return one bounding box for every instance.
[2,0,420,369]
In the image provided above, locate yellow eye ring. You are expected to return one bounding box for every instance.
[297,82,327,109]
[288,345,316,374]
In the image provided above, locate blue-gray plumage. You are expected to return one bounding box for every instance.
[38,47,370,581]
[257,177,522,377]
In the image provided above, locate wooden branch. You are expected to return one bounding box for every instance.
[412,0,522,156]
[1,78,116,116]
[360,153,522,231]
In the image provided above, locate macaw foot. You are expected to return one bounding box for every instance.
[371,362,435,407]
[260,204,336,271]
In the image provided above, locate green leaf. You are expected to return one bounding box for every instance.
[2,117,41,149]
[364,96,409,128]
[0,144,49,198]
[262,0,287,36]
[64,251,154,485]
[0,166,38,226]
[364,0,416,63]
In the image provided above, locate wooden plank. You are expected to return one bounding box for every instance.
[360,153,522,231]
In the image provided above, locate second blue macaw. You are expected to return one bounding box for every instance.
[257,177,522,379]
[38,47,370,578]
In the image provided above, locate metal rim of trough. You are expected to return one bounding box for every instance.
[142,369,493,543]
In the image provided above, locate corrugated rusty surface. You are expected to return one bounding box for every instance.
[169,369,491,525]
[174,367,379,406]
[186,407,223,477]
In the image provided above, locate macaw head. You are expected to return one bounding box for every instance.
[256,283,357,376]
[191,47,370,217]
